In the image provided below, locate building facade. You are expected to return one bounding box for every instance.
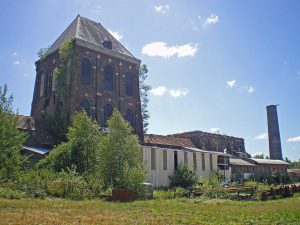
[30,15,144,146]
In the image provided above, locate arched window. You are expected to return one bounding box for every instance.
[81,58,91,85]
[51,68,57,92]
[80,99,90,116]
[125,72,134,96]
[66,60,72,86]
[103,104,113,127]
[104,65,114,91]
[103,41,112,50]
[125,108,134,127]
[39,73,45,97]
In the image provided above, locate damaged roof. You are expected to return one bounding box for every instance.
[16,115,35,131]
[251,159,289,165]
[230,158,256,166]
[46,15,135,58]
[144,134,196,149]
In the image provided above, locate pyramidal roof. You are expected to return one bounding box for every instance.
[46,15,135,58]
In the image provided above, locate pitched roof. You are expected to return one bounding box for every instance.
[230,158,255,167]
[46,15,135,58]
[171,130,244,140]
[144,134,196,149]
[251,159,289,165]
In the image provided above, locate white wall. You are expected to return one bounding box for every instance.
[142,146,225,187]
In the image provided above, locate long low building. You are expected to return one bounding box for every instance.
[142,134,230,187]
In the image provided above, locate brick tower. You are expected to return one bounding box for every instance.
[31,15,144,146]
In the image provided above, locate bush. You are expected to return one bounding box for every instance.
[0,187,27,199]
[154,188,175,199]
[197,170,229,199]
[169,165,198,188]
[118,164,147,197]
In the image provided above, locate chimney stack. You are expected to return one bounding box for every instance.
[266,105,283,160]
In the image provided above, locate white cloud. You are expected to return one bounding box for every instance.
[287,136,300,143]
[226,80,236,88]
[142,42,198,58]
[210,128,220,133]
[169,88,189,97]
[150,86,189,97]
[13,60,21,65]
[150,86,167,96]
[203,14,220,27]
[255,133,268,140]
[108,30,123,41]
[244,86,255,94]
[154,5,169,14]
[13,52,19,56]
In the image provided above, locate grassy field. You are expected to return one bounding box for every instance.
[0,197,300,225]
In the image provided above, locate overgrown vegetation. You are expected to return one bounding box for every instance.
[0,84,27,180]
[169,165,198,188]
[0,83,146,200]
[37,47,49,60]
[44,39,75,144]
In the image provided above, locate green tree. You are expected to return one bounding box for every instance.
[100,110,146,191]
[139,64,151,133]
[37,47,49,59]
[69,111,103,175]
[0,84,27,179]
[253,153,268,159]
[169,164,198,188]
[38,111,102,175]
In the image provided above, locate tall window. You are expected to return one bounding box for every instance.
[39,73,45,97]
[163,150,167,170]
[174,151,178,170]
[103,104,113,127]
[151,148,156,170]
[81,58,91,85]
[104,65,114,91]
[80,99,90,116]
[66,60,72,86]
[125,108,134,127]
[184,152,188,165]
[202,152,205,171]
[125,72,133,96]
[193,152,197,171]
[51,68,57,92]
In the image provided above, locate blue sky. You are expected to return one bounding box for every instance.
[0,0,299,160]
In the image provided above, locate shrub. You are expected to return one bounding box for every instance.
[46,166,93,200]
[118,165,147,197]
[197,170,229,199]
[169,164,198,188]
[0,187,27,199]
[154,188,175,199]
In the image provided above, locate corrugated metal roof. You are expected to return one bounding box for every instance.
[251,158,289,165]
[22,146,50,155]
[46,15,135,58]
[230,158,255,166]
[185,147,230,156]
